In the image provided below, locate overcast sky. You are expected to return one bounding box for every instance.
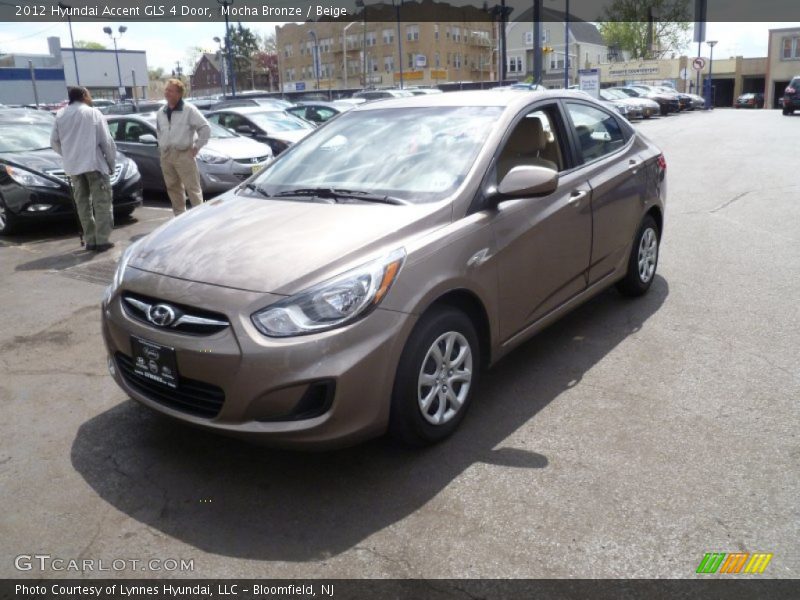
[1,21,797,73]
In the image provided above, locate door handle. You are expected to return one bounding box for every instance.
[569,190,588,206]
[628,159,640,173]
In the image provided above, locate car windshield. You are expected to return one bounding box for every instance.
[252,105,502,204]
[209,122,236,138]
[0,122,53,152]
[247,111,315,132]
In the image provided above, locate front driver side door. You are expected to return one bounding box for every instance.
[491,102,593,343]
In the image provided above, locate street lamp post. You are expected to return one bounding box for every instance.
[354,0,367,87]
[103,25,127,100]
[58,2,80,85]
[564,0,570,88]
[391,0,403,89]
[706,39,717,109]
[213,36,227,96]
[217,0,237,97]
[342,21,357,89]
[308,31,321,91]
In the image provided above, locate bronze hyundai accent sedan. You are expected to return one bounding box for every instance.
[102,90,666,449]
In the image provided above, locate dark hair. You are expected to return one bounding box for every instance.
[68,86,89,104]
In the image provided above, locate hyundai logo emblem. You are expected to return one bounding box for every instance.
[147,304,177,327]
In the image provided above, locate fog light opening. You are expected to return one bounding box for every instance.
[25,204,53,212]
[107,356,116,377]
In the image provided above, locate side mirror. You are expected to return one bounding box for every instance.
[496,165,559,199]
[138,134,158,145]
[236,125,255,135]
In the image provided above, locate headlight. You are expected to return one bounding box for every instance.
[103,240,141,305]
[125,159,139,178]
[615,104,629,114]
[197,148,230,164]
[252,248,406,337]
[5,165,60,188]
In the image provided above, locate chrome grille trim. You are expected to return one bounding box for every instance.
[46,163,124,185]
[122,294,229,335]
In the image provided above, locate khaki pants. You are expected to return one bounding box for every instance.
[71,170,113,246]
[161,148,203,215]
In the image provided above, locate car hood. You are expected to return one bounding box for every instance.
[0,148,128,175]
[207,136,273,160]
[128,193,448,295]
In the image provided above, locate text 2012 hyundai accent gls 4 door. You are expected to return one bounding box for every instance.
[102,90,666,449]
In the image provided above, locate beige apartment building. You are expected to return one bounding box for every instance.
[276,19,496,91]
[765,26,800,108]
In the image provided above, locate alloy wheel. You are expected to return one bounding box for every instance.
[417,331,473,426]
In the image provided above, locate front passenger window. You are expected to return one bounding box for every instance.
[496,107,565,183]
[565,103,626,163]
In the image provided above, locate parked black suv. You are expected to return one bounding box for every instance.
[782,76,800,115]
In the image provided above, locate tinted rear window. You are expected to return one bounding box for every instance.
[790,78,800,89]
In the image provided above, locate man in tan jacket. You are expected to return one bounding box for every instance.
[156,78,211,215]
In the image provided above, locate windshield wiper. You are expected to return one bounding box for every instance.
[240,182,271,198]
[273,187,409,205]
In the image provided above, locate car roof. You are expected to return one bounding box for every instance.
[352,89,589,112]
[207,106,286,115]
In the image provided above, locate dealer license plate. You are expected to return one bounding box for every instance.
[130,336,179,389]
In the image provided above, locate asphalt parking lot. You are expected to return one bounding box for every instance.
[1,108,798,579]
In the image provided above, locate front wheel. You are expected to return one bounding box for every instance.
[0,199,20,235]
[616,215,660,297]
[389,307,480,446]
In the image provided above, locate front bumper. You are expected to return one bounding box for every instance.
[101,267,417,449]
[199,159,270,193]
[1,171,142,221]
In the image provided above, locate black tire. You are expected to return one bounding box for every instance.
[616,215,660,297]
[783,108,792,116]
[389,307,480,446]
[0,199,20,235]
[114,206,137,221]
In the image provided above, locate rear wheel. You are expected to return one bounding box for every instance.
[616,215,660,297]
[389,307,480,446]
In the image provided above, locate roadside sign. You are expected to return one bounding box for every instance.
[692,57,706,71]
[578,68,600,99]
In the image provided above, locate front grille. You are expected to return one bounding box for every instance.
[234,155,270,165]
[46,163,124,186]
[122,293,229,335]
[116,353,225,418]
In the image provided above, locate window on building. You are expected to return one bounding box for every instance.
[434,24,439,41]
[435,52,441,68]
[284,44,293,58]
[406,25,419,42]
[508,55,522,73]
[454,53,462,69]
[383,29,394,45]
[407,52,414,68]
[384,55,394,72]
[453,27,461,42]
[782,37,800,59]
[367,32,377,47]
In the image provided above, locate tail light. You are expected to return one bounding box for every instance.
[656,154,667,171]
[786,87,796,94]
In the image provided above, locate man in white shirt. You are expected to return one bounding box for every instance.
[50,86,117,251]
[156,78,211,215]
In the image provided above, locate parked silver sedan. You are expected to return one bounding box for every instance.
[106,114,273,194]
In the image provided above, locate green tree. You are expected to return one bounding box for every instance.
[74,40,106,50]
[597,0,691,60]
[228,23,260,87]
[148,67,165,81]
